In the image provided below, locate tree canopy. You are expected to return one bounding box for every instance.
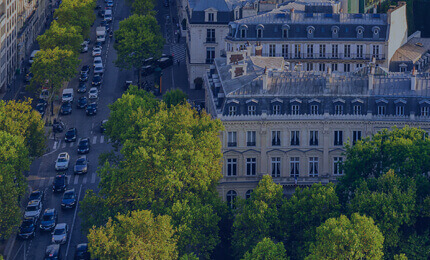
[242,238,289,260]
[54,0,96,37]
[37,21,83,53]
[163,89,188,108]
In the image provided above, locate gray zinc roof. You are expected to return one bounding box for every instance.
[192,0,230,11]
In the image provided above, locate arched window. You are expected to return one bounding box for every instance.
[256,24,264,38]
[307,26,315,39]
[282,24,290,38]
[331,26,339,39]
[356,26,364,39]
[245,189,253,199]
[372,26,380,40]
[239,24,248,38]
[226,190,237,208]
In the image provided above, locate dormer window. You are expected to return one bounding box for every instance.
[240,25,248,38]
[228,106,237,116]
[331,26,339,39]
[248,105,256,115]
[256,24,264,38]
[282,24,290,38]
[356,26,364,39]
[208,13,215,22]
[307,26,315,39]
[372,26,380,40]
[205,10,217,22]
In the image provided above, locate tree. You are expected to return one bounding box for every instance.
[29,47,79,117]
[350,170,416,257]
[0,131,30,239]
[163,89,187,108]
[306,213,384,260]
[131,0,156,16]
[280,183,341,259]
[54,0,96,37]
[0,100,46,157]
[37,21,83,53]
[114,14,164,84]
[242,238,288,260]
[87,210,178,259]
[232,176,284,258]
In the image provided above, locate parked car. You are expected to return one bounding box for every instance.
[157,54,173,69]
[106,0,113,7]
[55,152,70,171]
[100,119,108,133]
[53,174,67,192]
[61,189,77,209]
[74,243,91,260]
[77,138,90,154]
[18,218,37,239]
[77,83,87,93]
[142,65,154,77]
[60,102,72,115]
[64,128,77,142]
[40,208,58,231]
[80,42,88,53]
[92,47,102,57]
[79,72,89,82]
[81,65,90,75]
[92,75,102,86]
[24,200,43,220]
[52,120,65,133]
[94,65,104,75]
[29,190,44,201]
[51,223,68,244]
[45,244,61,260]
[86,102,98,116]
[77,96,88,109]
[74,156,89,174]
[36,102,47,117]
[93,56,103,67]
[88,87,98,99]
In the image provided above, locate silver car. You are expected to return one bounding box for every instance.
[51,223,68,244]
[24,200,43,220]
[55,152,70,171]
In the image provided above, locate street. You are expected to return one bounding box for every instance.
[7,0,201,258]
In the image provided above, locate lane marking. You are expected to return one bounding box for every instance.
[48,177,54,185]
[91,172,96,183]
[69,142,74,147]
[74,175,79,185]
[65,184,83,258]
[62,143,66,148]
[83,176,88,184]
[92,136,97,144]
[100,135,104,143]
[38,178,45,188]
[53,141,58,150]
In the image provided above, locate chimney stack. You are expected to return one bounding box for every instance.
[255,44,263,56]
[411,66,417,91]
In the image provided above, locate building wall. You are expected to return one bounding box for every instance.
[386,3,408,68]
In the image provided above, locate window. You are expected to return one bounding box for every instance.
[353,105,362,115]
[334,131,343,146]
[332,44,338,58]
[246,158,256,176]
[228,106,236,116]
[257,28,262,38]
[240,29,246,38]
[290,157,300,177]
[400,66,407,72]
[269,44,276,57]
[310,105,318,115]
[206,47,215,64]
[421,106,430,116]
[333,157,343,175]
[282,44,288,58]
[373,45,379,58]
[344,44,351,58]
[331,63,338,71]
[319,44,326,58]
[309,157,319,177]
[273,104,281,115]
[291,105,300,115]
[396,106,404,116]
[206,29,215,43]
[334,104,343,115]
[352,130,362,145]
[272,131,281,146]
[319,63,325,72]
[294,44,301,58]
[271,157,281,177]
[248,105,256,115]
[377,105,386,116]
[227,159,237,176]
[356,45,363,58]
[344,63,351,72]
[291,131,300,146]
[282,29,288,38]
[208,13,215,22]
[247,131,256,146]
[307,44,314,58]
[227,131,237,147]
[306,63,313,71]
[310,131,318,146]
[226,190,237,208]
[245,190,253,199]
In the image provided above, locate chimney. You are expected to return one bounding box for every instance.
[262,67,268,91]
[373,4,377,14]
[368,62,375,90]
[411,66,417,91]
[290,8,295,20]
[255,44,263,56]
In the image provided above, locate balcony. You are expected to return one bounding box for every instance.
[269,53,386,60]
[205,38,216,44]
[247,141,256,147]
[227,142,237,147]
[205,58,214,64]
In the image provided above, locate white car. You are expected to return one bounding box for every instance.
[93,57,103,68]
[81,42,88,53]
[88,87,99,99]
[24,200,43,220]
[51,223,68,244]
[55,152,70,171]
[94,65,104,75]
[92,47,102,57]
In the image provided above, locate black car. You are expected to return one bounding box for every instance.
[36,103,47,117]
[74,243,90,260]
[142,65,154,77]
[18,218,37,239]
[53,120,65,133]
[100,20,107,27]
[81,65,90,75]
[45,244,61,260]
[61,189,77,209]
[53,174,67,192]
[95,41,103,48]
[40,208,58,231]
[92,75,102,86]
[86,102,97,116]
[29,190,44,201]
[77,97,88,109]
[65,127,77,142]
[77,83,87,93]
[157,54,173,69]
[77,138,90,154]
[60,102,72,115]
[100,119,108,133]
[79,72,89,82]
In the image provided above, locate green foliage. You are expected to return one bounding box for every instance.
[232,176,283,258]
[87,210,178,259]
[54,0,96,37]
[398,231,430,259]
[78,189,110,234]
[179,253,199,260]
[394,254,408,260]
[306,213,384,260]
[280,183,341,259]
[163,89,188,108]
[131,0,156,15]
[242,238,288,260]
[114,14,164,70]
[29,47,79,96]
[37,21,83,53]
[350,170,416,257]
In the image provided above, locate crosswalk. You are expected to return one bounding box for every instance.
[53,136,110,150]
[171,43,186,63]
[31,172,99,188]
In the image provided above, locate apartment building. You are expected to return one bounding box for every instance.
[0,0,18,92]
